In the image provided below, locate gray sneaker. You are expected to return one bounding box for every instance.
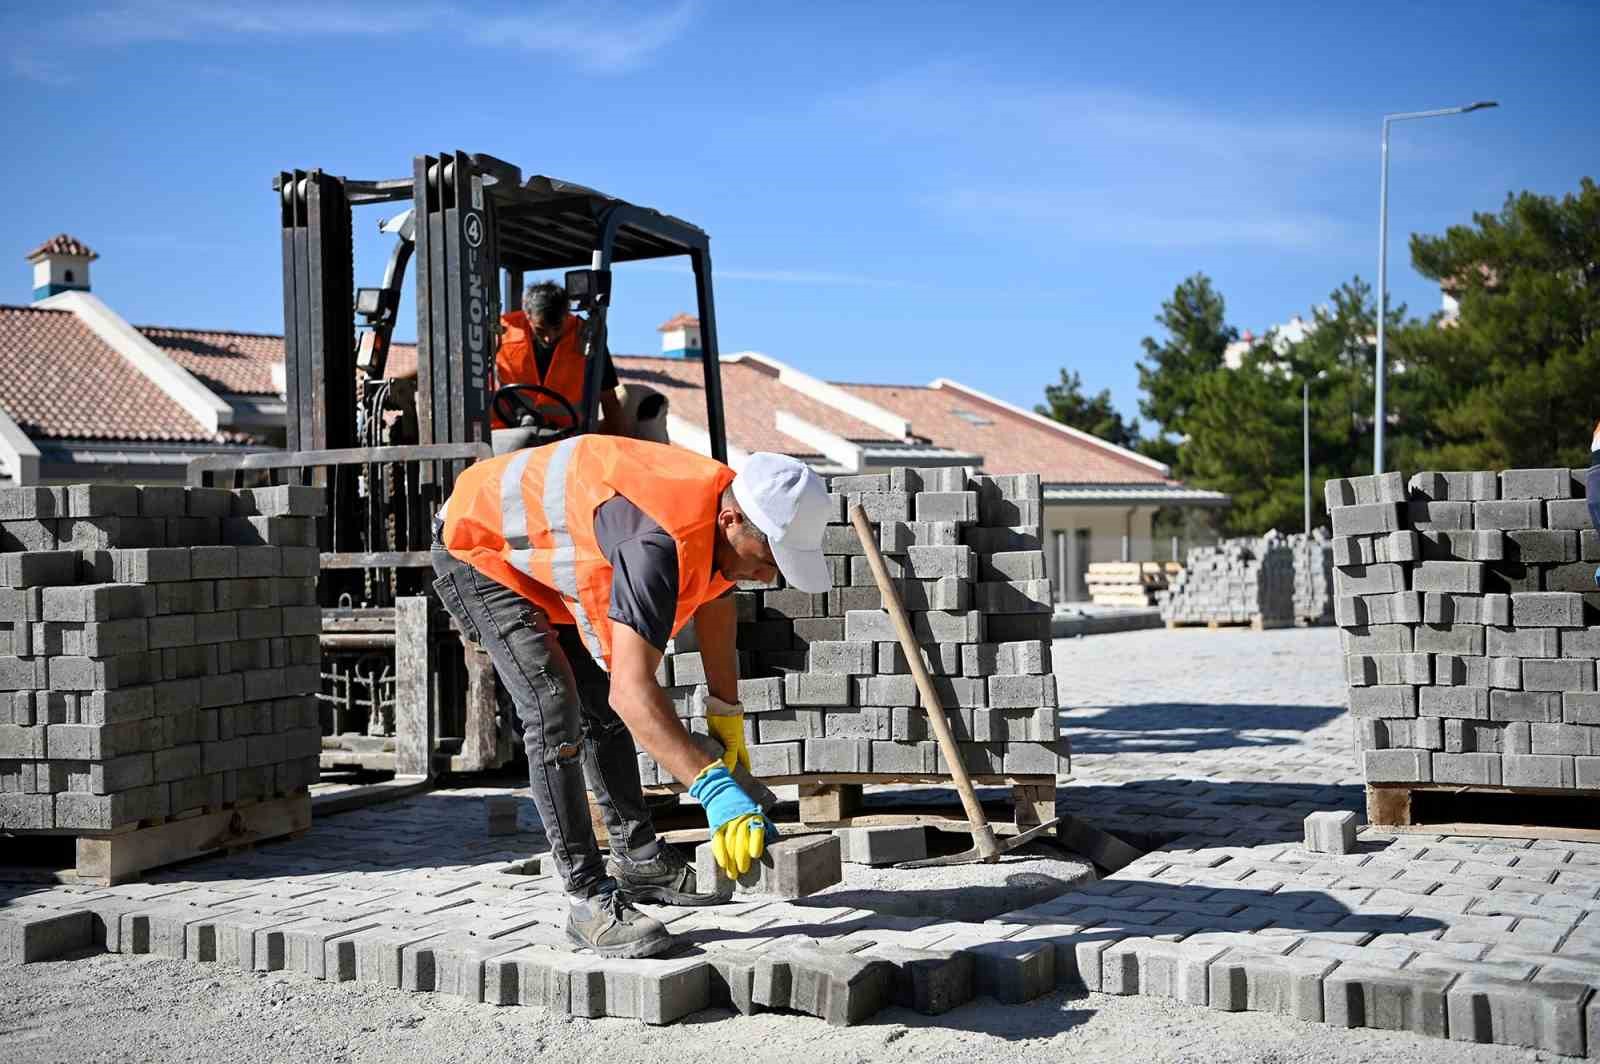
[565,890,673,959]
[607,843,727,906]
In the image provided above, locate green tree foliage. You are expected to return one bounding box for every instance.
[1179,279,1400,534]
[1135,274,1237,467]
[1389,177,1600,470]
[1035,369,1141,449]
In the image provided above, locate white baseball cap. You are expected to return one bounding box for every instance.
[730,452,833,592]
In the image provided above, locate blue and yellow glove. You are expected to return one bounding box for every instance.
[700,691,750,775]
[688,762,777,879]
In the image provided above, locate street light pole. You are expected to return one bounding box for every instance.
[1304,379,1311,536]
[1373,100,1498,474]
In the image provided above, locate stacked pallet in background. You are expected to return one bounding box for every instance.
[1328,467,1600,818]
[1159,534,1294,628]
[0,483,322,848]
[1289,529,1335,625]
[1086,562,1173,607]
[636,466,1069,787]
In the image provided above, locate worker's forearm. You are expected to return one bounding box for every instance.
[610,677,714,785]
[692,596,740,704]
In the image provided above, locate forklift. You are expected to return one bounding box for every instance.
[188,152,731,791]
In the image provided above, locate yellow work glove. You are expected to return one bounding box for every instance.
[699,691,750,775]
[688,762,777,880]
[711,813,770,879]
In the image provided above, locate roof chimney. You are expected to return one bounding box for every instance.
[26,234,97,304]
[657,312,702,359]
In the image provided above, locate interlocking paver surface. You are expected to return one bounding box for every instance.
[5,626,1598,1055]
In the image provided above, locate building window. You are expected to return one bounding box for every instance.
[64,269,75,283]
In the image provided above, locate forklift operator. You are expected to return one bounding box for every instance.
[492,280,625,432]
[432,437,832,958]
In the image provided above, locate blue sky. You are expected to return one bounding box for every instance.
[2,1,1595,425]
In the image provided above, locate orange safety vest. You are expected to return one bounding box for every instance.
[490,311,589,430]
[441,436,736,668]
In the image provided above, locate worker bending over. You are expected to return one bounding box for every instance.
[493,281,624,432]
[433,437,831,958]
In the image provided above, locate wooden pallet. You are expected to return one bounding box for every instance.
[1165,616,1292,631]
[1366,782,1600,843]
[588,773,1058,845]
[2,791,312,886]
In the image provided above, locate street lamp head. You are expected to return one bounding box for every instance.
[1463,101,1499,113]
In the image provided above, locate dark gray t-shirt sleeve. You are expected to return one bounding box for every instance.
[594,495,679,651]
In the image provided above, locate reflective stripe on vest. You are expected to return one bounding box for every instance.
[500,437,607,665]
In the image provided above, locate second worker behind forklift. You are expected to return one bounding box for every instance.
[492,280,625,432]
[433,435,832,958]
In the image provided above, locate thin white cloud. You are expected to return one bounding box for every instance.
[468,1,698,73]
[833,65,1369,252]
[10,0,693,78]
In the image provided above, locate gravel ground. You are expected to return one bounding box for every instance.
[1,949,1543,1064]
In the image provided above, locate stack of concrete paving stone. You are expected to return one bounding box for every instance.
[1289,529,1335,626]
[636,466,1068,786]
[1329,466,1600,792]
[0,483,323,833]
[1160,535,1295,627]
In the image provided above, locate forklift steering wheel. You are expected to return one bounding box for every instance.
[491,384,582,441]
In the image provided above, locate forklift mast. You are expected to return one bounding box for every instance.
[187,154,733,780]
[275,151,729,460]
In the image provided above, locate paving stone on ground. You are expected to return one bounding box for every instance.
[5,626,1600,1055]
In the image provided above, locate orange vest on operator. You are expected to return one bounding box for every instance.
[440,437,737,668]
[490,311,587,430]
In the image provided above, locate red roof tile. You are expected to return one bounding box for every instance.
[838,380,1172,485]
[138,325,283,397]
[26,234,98,261]
[0,305,246,444]
[657,313,698,332]
[615,355,899,456]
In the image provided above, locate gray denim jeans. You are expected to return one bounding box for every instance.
[431,549,656,898]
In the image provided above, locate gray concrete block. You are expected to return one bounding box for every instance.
[869,740,938,773]
[1419,530,1504,562]
[878,641,963,676]
[914,491,978,523]
[834,825,928,866]
[1501,467,1573,500]
[1347,686,1418,718]
[1363,749,1431,782]
[823,707,891,740]
[1432,751,1503,785]
[736,676,784,712]
[2,551,79,588]
[753,710,826,742]
[1488,625,1561,657]
[861,945,974,1016]
[1328,472,1406,506]
[1419,687,1490,720]
[1340,624,1414,654]
[1476,498,1544,530]
[1530,722,1593,755]
[748,741,804,777]
[854,675,917,707]
[979,550,1046,582]
[1409,471,1499,502]
[969,936,1057,1004]
[1412,561,1485,594]
[1410,500,1474,531]
[1546,498,1593,530]
[697,835,843,899]
[1545,561,1600,592]
[1564,691,1600,726]
[902,546,973,580]
[1447,973,1589,1055]
[1491,690,1562,723]
[1208,949,1335,1021]
[984,613,1050,642]
[987,674,1058,709]
[1322,963,1454,1036]
[1502,753,1576,788]
[1513,592,1586,628]
[1506,530,1579,564]
[782,672,851,707]
[975,579,1052,614]
[1005,740,1068,775]
[0,906,93,966]
[1334,564,1407,596]
[1424,591,1510,625]
[1414,624,1485,656]
[803,738,871,772]
[1524,659,1596,692]
[1304,810,1357,854]
[753,945,896,1026]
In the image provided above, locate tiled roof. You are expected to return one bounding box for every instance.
[657,313,698,332]
[26,234,98,261]
[138,326,284,397]
[0,305,246,444]
[838,380,1172,485]
[615,355,900,456]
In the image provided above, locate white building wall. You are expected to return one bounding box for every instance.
[1041,503,1159,602]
